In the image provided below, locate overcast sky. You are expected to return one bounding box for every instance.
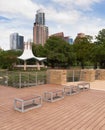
[0,0,105,50]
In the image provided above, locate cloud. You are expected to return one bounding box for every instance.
[46,8,81,25]
[0,16,10,22]
[49,16,105,40]
[45,0,104,39]
[0,0,41,50]
[52,0,102,10]
[0,0,38,19]
[0,0,105,50]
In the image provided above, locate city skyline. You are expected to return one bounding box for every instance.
[0,0,105,50]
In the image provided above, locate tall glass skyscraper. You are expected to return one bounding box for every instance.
[35,9,45,25]
[33,9,48,45]
[10,33,24,50]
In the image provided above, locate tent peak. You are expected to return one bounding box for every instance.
[18,42,47,61]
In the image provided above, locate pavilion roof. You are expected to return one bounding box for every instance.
[18,43,47,61]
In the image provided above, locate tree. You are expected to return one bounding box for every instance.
[93,44,105,68]
[86,43,98,69]
[73,34,94,68]
[32,44,46,57]
[95,29,105,68]
[44,36,75,68]
[0,50,22,70]
[86,35,93,43]
[73,42,92,69]
[31,44,47,65]
[95,29,105,44]
[74,36,90,44]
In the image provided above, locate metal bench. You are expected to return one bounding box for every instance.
[64,85,79,95]
[14,95,42,112]
[78,82,90,91]
[44,89,64,102]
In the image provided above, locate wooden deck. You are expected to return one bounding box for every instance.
[0,84,105,130]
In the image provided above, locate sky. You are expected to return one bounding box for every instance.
[0,0,105,50]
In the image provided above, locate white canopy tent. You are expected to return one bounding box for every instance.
[18,42,47,70]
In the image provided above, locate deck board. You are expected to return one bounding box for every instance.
[0,84,105,130]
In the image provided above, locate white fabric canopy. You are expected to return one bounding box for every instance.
[18,43,47,61]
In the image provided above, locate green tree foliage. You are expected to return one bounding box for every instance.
[95,29,105,44]
[86,35,93,43]
[73,35,94,68]
[44,36,75,68]
[0,50,22,70]
[32,44,46,57]
[84,43,98,69]
[74,36,90,44]
[95,29,105,68]
[30,44,47,65]
[92,44,105,69]
[73,42,92,69]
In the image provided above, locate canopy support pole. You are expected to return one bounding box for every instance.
[24,60,27,70]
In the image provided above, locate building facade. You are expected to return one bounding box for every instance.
[50,32,64,38]
[50,32,73,44]
[64,36,73,44]
[10,33,24,50]
[77,33,85,38]
[35,9,45,25]
[33,9,48,45]
[69,38,73,44]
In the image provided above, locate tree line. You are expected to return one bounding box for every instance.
[1,29,105,70]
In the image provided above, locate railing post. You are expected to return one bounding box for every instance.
[36,72,37,85]
[6,71,8,86]
[73,70,74,82]
[28,72,29,87]
[19,73,21,88]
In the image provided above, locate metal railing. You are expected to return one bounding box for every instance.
[67,70,83,82]
[0,70,47,88]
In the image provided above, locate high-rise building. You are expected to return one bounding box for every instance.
[10,33,18,50]
[35,9,45,25]
[18,35,24,49]
[33,9,48,45]
[10,33,24,50]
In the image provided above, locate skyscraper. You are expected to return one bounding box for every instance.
[18,35,24,49]
[10,33,18,50]
[35,9,45,25]
[33,9,48,45]
[10,33,24,50]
